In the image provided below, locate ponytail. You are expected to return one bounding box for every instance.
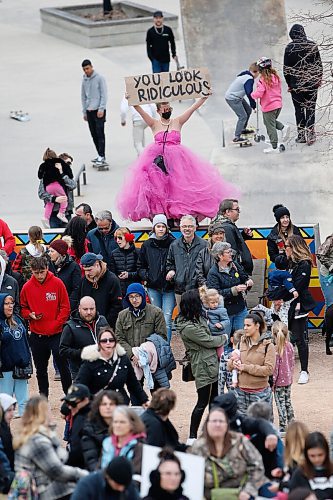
[272,321,289,356]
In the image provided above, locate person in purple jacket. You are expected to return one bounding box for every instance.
[272,321,295,435]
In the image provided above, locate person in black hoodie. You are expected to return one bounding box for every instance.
[283,24,323,145]
[138,214,175,342]
[38,148,74,226]
[48,239,81,311]
[81,389,123,471]
[143,448,189,500]
[141,388,186,452]
[109,227,139,298]
[80,253,122,329]
[267,204,303,264]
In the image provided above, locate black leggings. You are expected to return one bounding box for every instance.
[290,316,308,372]
[189,381,218,438]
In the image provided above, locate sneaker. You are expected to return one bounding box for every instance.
[281,124,290,142]
[279,430,286,438]
[41,218,50,229]
[298,371,309,384]
[295,135,306,144]
[54,372,61,381]
[95,157,107,166]
[263,146,280,154]
[232,137,246,143]
[186,438,196,446]
[91,157,99,163]
[307,130,316,145]
[57,213,68,224]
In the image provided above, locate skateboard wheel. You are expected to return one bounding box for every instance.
[254,136,260,143]
[260,135,265,141]
[279,144,286,152]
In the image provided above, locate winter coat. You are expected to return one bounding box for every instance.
[81,418,109,471]
[59,310,108,377]
[202,303,231,336]
[80,265,122,329]
[0,219,15,256]
[227,333,276,390]
[0,299,31,372]
[147,333,176,387]
[251,74,282,112]
[71,471,140,500]
[66,403,91,469]
[87,220,119,267]
[267,224,302,263]
[141,408,186,451]
[288,259,316,321]
[289,467,333,500]
[48,255,81,311]
[0,419,13,470]
[0,437,13,494]
[0,273,20,316]
[196,244,215,287]
[38,158,73,190]
[76,343,148,404]
[38,175,76,217]
[316,234,333,276]
[5,262,25,291]
[191,432,266,500]
[115,303,167,358]
[211,216,253,274]
[166,235,207,294]
[207,262,249,316]
[284,24,323,91]
[138,233,175,291]
[109,244,139,296]
[14,427,87,500]
[101,433,144,472]
[20,271,70,335]
[273,342,295,387]
[12,243,47,283]
[267,269,296,301]
[176,316,227,390]
[143,470,189,500]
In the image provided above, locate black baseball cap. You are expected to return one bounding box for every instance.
[153,10,163,17]
[62,384,90,404]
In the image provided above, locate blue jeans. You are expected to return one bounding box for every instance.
[226,98,252,137]
[147,288,176,342]
[151,59,170,73]
[319,273,333,308]
[228,307,248,334]
[0,371,28,416]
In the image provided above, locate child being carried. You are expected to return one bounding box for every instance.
[267,255,299,305]
[200,287,230,359]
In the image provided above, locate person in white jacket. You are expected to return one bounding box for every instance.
[120,96,157,155]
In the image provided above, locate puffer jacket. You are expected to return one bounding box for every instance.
[109,244,139,297]
[166,235,207,294]
[288,259,316,320]
[137,233,175,291]
[191,432,266,500]
[227,333,276,390]
[176,315,227,390]
[115,303,167,358]
[76,343,148,404]
[147,333,176,387]
[81,419,109,472]
[267,224,302,263]
[206,262,249,316]
[196,243,215,287]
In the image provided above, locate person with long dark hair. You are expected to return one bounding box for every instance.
[267,204,302,264]
[289,432,333,499]
[285,235,316,385]
[176,290,227,443]
[63,216,89,266]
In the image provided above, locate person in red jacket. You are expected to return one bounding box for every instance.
[20,256,71,397]
[0,219,15,257]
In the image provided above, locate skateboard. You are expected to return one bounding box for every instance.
[231,139,253,148]
[232,127,256,147]
[91,161,109,171]
[10,110,31,122]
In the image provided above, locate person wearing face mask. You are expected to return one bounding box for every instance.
[117,97,239,222]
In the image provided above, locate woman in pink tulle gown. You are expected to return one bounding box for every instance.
[117,96,239,222]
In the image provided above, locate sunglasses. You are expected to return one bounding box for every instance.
[99,337,116,344]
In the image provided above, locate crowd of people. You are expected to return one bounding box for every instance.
[0,194,332,500]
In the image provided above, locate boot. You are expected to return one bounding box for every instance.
[307,128,316,146]
[295,128,306,143]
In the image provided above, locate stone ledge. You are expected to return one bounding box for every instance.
[40,1,178,48]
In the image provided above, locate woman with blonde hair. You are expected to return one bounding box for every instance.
[13,396,88,500]
[100,405,146,474]
[12,226,46,282]
[109,227,138,297]
[271,321,295,435]
[285,235,316,385]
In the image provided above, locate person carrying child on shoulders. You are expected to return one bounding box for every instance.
[251,57,290,154]
[225,62,259,143]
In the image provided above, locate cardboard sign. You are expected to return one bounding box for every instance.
[125,67,211,105]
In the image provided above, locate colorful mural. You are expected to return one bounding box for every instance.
[11,224,324,329]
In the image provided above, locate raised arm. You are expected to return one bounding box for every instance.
[177,96,209,126]
[133,104,156,127]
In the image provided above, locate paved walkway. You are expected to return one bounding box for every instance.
[1,0,332,238]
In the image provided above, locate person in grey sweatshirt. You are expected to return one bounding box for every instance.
[81,59,108,165]
[225,63,259,143]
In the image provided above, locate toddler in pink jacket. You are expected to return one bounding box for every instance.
[251,57,290,153]
[272,321,295,434]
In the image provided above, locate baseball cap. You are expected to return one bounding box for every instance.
[61,384,90,404]
[153,10,163,17]
[81,252,103,267]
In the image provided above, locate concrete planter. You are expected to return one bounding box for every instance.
[40,1,178,48]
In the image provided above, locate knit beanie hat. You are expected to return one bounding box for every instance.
[152,214,168,229]
[106,457,133,487]
[125,282,146,311]
[0,393,17,413]
[49,239,68,256]
[208,222,225,237]
[211,392,238,419]
[273,204,290,223]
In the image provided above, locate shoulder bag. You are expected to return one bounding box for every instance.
[13,360,33,380]
[211,460,245,500]
[153,125,169,175]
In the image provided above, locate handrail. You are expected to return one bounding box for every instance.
[74,163,87,196]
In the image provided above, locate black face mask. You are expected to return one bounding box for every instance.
[161,111,171,120]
